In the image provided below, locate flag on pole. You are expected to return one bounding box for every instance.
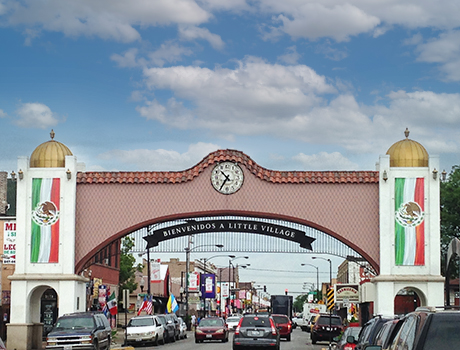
[137,296,148,316]
[166,294,179,313]
[145,296,153,315]
[107,292,118,316]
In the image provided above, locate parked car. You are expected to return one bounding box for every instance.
[373,319,401,350]
[291,312,303,329]
[165,313,181,340]
[178,317,187,339]
[310,313,344,344]
[355,315,393,350]
[195,317,229,343]
[366,307,460,350]
[156,314,176,343]
[226,315,242,331]
[125,315,164,346]
[233,314,280,350]
[46,312,111,350]
[335,326,361,350]
[271,314,293,341]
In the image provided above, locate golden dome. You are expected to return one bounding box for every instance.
[30,130,73,168]
[386,128,428,167]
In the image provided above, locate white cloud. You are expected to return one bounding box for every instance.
[2,0,211,43]
[14,103,61,129]
[277,46,301,65]
[0,109,6,118]
[98,142,220,170]
[178,25,225,50]
[293,151,358,170]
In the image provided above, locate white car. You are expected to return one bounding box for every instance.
[225,316,242,331]
[126,315,165,346]
[178,317,188,339]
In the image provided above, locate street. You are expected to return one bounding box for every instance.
[121,328,334,350]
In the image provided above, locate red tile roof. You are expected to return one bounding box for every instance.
[76,149,379,184]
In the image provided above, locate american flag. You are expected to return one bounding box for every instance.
[145,296,153,314]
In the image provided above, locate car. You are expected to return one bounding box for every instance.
[355,315,393,350]
[178,317,187,339]
[195,316,229,343]
[125,315,164,346]
[310,313,344,344]
[271,314,293,341]
[335,326,361,350]
[373,319,400,350]
[226,315,242,331]
[46,312,111,350]
[233,314,280,350]
[165,313,181,340]
[366,307,460,350]
[291,312,303,329]
[156,314,176,343]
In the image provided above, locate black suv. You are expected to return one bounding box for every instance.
[366,307,460,350]
[46,312,111,350]
[310,314,344,344]
[355,315,393,350]
[233,313,280,350]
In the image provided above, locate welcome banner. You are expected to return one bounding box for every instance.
[31,178,60,263]
[394,177,425,266]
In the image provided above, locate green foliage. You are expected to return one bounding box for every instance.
[119,237,143,296]
[441,165,460,277]
[293,293,309,312]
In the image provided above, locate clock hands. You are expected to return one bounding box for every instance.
[219,171,231,191]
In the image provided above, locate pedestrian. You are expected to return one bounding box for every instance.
[191,314,196,330]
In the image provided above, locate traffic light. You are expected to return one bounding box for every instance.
[264,285,267,292]
[285,289,288,295]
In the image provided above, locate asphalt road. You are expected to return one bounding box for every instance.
[121,328,334,350]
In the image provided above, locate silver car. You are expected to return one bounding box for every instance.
[126,315,165,346]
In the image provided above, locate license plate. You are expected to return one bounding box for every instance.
[64,346,72,350]
[206,334,212,338]
[250,330,260,336]
[136,338,143,342]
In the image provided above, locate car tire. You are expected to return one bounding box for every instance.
[171,333,176,342]
[311,333,317,344]
[195,338,199,344]
[106,336,111,350]
[153,334,158,346]
[287,333,291,341]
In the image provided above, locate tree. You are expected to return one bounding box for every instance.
[119,237,143,296]
[293,293,309,312]
[440,165,460,277]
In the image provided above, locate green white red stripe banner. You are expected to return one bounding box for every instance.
[394,177,425,266]
[31,178,60,263]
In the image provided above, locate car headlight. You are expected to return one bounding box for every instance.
[215,329,224,334]
[196,329,204,334]
[81,336,93,344]
[46,338,57,346]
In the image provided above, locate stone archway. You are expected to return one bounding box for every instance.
[394,287,425,315]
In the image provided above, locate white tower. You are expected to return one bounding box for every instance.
[374,128,444,316]
[7,131,87,350]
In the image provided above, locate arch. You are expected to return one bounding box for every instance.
[75,210,380,274]
[28,285,53,324]
[394,286,426,315]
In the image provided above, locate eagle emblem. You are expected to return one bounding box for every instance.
[32,201,60,226]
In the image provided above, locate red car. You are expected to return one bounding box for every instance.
[195,317,229,343]
[271,314,293,341]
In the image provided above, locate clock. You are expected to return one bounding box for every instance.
[211,162,244,194]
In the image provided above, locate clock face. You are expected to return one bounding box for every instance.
[211,162,244,194]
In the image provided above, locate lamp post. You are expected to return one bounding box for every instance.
[184,242,223,329]
[200,254,235,318]
[312,256,332,350]
[227,256,249,315]
[301,263,319,301]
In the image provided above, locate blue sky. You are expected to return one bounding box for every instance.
[2,0,460,295]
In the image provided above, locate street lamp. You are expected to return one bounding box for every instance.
[301,263,319,301]
[184,242,223,328]
[312,256,332,350]
[200,254,235,318]
[228,256,249,315]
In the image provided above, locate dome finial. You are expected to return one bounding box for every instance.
[404,127,409,139]
[50,129,55,140]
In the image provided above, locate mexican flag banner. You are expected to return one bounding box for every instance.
[31,178,61,263]
[107,292,117,316]
[394,177,425,266]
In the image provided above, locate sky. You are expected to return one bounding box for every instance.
[2,0,460,296]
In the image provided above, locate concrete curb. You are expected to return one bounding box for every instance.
[111,346,134,350]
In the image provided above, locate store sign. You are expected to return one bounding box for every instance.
[151,259,161,282]
[335,285,359,303]
[3,222,16,264]
[188,272,200,291]
[201,274,215,298]
[145,219,315,250]
[221,282,230,298]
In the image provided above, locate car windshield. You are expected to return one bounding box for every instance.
[54,316,95,330]
[128,318,154,327]
[317,317,342,326]
[272,316,289,324]
[423,314,460,349]
[199,319,224,327]
[241,317,271,327]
